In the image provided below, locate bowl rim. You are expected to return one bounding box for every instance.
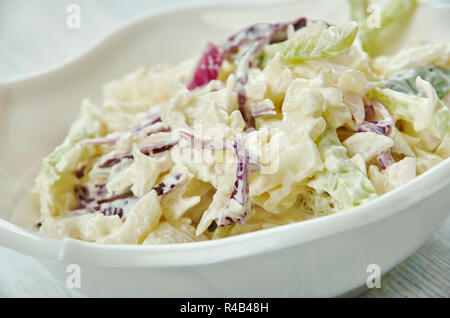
[2,158,448,268]
[0,0,449,268]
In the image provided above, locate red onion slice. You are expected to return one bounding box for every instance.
[377,150,395,170]
[98,140,178,168]
[85,115,162,145]
[217,134,251,227]
[187,17,307,95]
[359,100,395,169]
[152,173,185,197]
[250,99,277,117]
[187,43,226,90]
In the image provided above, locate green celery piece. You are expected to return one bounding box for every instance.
[359,0,418,57]
[262,22,358,65]
[38,117,99,184]
[370,87,450,140]
[386,66,450,100]
[308,125,378,210]
[348,0,369,23]
[36,107,104,216]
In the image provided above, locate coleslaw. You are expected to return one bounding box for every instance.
[32,0,450,244]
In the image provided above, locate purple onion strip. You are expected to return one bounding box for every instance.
[179,130,232,151]
[98,140,178,168]
[187,18,308,114]
[217,134,251,227]
[85,115,162,145]
[152,173,185,197]
[359,100,395,169]
[250,100,277,117]
[377,150,395,170]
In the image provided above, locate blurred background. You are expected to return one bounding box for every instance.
[1,0,448,80]
[0,0,280,80]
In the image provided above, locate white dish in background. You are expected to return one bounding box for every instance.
[0,0,449,297]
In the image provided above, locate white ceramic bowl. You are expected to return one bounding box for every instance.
[0,0,449,297]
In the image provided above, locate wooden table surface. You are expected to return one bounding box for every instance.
[0,0,448,298]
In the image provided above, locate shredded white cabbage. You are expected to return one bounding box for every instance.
[32,15,450,244]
